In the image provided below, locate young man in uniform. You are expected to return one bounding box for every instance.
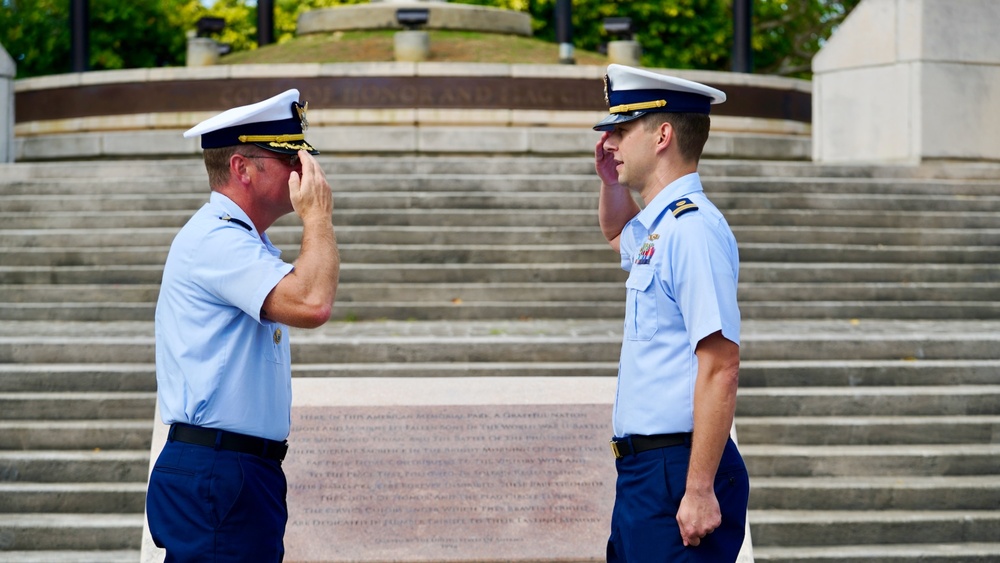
[594,64,750,562]
[146,89,339,561]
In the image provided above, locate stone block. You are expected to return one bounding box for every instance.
[812,0,1000,163]
[102,130,200,157]
[415,108,511,125]
[418,126,528,153]
[230,64,323,78]
[528,127,597,154]
[311,126,417,153]
[19,133,102,160]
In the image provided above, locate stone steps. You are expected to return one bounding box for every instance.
[5,225,1000,248]
[754,543,1000,563]
[0,514,143,551]
[1,155,998,561]
[748,510,1000,549]
[751,475,1000,510]
[1,262,996,285]
[0,550,139,563]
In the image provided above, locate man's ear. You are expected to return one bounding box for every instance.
[230,153,253,185]
[654,121,673,154]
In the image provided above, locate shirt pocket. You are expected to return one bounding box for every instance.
[624,267,658,341]
[261,320,290,366]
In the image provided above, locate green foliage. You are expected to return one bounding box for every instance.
[0,0,71,78]
[0,0,201,78]
[0,0,860,79]
[466,0,859,77]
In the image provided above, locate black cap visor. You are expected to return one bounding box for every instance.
[593,110,650,132]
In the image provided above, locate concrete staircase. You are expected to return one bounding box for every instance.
[0,155,998,562]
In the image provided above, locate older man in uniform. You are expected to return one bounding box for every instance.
[594,64,750,563]
[145,89,339,562]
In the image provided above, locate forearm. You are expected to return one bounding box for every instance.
[262,215,339,328]
[599,182,640,245]
[296,215,340,310]
[687,333,740,493]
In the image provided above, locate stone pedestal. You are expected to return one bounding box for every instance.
[0,42,14,163]
[812,0,1000,164]
[394,30,430,62]
[186,36,221,67]
[607,40,641,67]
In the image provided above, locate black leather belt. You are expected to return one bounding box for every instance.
[610,433,691,459]
[169,423,288,462]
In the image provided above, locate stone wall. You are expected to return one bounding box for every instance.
[13,63,812,161]
[812,0,1000,164]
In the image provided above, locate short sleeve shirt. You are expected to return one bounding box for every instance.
[613,173,741,437]
[155,192,295,441]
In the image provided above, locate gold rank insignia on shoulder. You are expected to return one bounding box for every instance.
[667,198,699,219]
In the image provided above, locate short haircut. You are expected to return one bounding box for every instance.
[642,112,711,164]
[203,146,264,190]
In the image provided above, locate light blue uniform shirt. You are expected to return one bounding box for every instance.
[155,192,295,442]
[613,173,740,437]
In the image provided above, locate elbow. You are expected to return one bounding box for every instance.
[299,301,333,328]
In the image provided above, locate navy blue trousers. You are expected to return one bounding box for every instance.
[146,439,288,562]
[607,437,749,563]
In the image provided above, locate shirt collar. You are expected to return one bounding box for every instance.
[634,172,704,230]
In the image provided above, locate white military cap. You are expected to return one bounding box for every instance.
[184,88,318,155]
[594,64,726,131]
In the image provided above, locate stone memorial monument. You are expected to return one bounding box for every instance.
[0,42,14,163]
[812,0,1000,163]
[143,377,753,562]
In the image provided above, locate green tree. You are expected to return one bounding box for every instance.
[0,0,203,78]
[1,0,858,79]
[465,0,859,77]
[0,0,70,78]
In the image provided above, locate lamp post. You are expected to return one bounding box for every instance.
[732,0,753,73]
[70,0,89,72]
[604,17,640,66]
[258,0,275,47]
[394,8,431,62]
[556,0,574,64]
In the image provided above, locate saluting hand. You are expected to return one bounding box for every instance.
[288,150,333,224]
[594,132,621,188]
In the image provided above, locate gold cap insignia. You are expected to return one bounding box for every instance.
[295,102,309,132]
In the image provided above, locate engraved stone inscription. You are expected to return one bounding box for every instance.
[283,403,615,562]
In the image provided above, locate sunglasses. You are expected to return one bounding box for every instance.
[246,153,300,167]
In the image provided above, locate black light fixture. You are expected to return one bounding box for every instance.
[603,17,633,41]
[396,8,429,31]
[196,17,226,38]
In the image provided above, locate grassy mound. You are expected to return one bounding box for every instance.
[220,30,609,66]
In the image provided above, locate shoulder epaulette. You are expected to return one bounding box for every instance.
[667,198,699,219]
[220,214,252,231]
